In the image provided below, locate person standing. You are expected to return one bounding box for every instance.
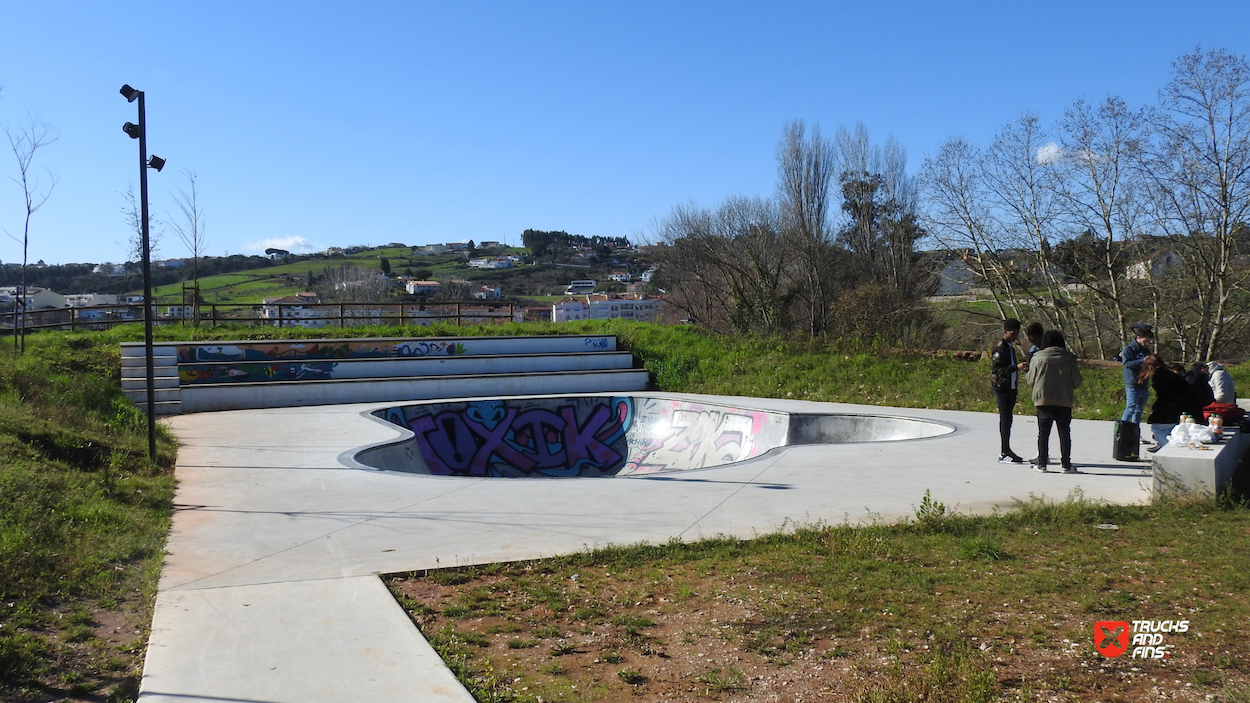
[1025,321,1045,360]
[1120,324,1154,425]
[1025,330,1084,473]
[991,318,1028,463]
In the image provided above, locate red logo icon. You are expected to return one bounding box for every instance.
[1095,621,1129,657]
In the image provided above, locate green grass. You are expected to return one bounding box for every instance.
[0,331,176,701]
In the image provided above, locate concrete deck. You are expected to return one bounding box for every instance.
[139,394,1153,702]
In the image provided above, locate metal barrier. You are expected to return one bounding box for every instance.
[0,302,518,335]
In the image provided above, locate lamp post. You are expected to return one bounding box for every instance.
[120,84,165,462]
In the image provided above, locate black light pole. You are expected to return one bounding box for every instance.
[120,84,165,462]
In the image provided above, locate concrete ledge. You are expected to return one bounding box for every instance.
[1152,428,1247,499]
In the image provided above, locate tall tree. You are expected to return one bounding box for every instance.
[5,115,57,353]
[835,124,924,299]
[919,138,1019,320]
[776,120,837,336]
[983,113,1079,345]
[1052,96,1148,357]
[1140,47,1250,360]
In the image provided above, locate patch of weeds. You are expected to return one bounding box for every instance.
[485,622,521,634]
[506,638,539,649]
[456,630,491,648]
[442,604,471,618]
[540,661,567,676]
[617,668,646,686]
[912,489,949,532]
[957,535,1008,562]
[572,605,605,622]
[532,625,561,639]
[612,613,655,629]
[696,667,746,695]
[550,642,578,657]
[603,652,625,664]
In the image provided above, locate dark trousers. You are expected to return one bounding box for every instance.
[993,387,1017,455]
[1036,405,1073,467]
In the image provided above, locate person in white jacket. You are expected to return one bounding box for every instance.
[1207,362,1236,404]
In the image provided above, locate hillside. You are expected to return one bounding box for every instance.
[141,245,656,305]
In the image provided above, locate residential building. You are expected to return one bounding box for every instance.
[472,285,503,300]
[609,271,631,282]
[1126,249,1182,280]
[405,280,442,295]
[261,292,329,328]
[585,293,663,322]
[552,297,589,322]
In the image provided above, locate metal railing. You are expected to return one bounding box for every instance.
[0,301,518,335]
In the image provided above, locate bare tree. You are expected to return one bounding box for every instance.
[168,169,207,325]
[776,120,838,335]
[654,197,792,335]
[982,113,1081,346]
[1052,96,1149,357]
[919,138,1019,319]
[5,115,57,353]
[120,182,161,269]
[1140,47,1250,360]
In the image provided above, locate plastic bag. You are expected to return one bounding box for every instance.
[1167,423,1215,446]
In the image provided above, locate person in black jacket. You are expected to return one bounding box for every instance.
[1185,363,1216,408]
[1139,354,1206,450]
[990,319,1028,463]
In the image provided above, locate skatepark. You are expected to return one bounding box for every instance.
[125,335,1241,702]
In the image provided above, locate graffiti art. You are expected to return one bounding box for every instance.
[378,396,790,477]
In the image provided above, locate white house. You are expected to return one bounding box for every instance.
[405,280,442,295]
[552,297,589,322]
[609,271,631,282]
[1126,250,1182,280]
[261,292,329,328]
[64,293,119,308]
[472,285,503,300]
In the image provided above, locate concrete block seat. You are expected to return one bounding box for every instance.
[121,334,651,414]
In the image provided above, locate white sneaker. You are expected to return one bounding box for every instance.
[1031,463,1048,473]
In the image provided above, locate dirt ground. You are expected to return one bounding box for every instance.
[392,568,1248,703]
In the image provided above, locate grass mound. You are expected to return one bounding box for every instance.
[0,332,175,702]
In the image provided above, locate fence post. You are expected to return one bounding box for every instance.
[456,302,461,327]
[339,303,345,328]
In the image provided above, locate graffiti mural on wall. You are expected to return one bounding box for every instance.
[177,339,467,364]
[621,397,784,474]
[383,397,634,477]
[179,361,340,384]
[379,396,790,477]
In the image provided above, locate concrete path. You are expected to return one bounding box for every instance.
[138,394,1152,702]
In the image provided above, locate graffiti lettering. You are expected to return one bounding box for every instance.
[378,397,789,477]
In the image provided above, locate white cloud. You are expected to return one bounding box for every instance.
[245,236,318,253]
[1035,142,1065,165]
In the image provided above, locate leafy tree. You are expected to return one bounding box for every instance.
[379,258,391,275]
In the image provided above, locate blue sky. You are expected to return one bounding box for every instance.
[2,1,1248,266]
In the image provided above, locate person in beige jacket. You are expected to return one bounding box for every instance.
[1024,330,1084,473]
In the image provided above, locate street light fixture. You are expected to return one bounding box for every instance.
[119,83,166,462]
